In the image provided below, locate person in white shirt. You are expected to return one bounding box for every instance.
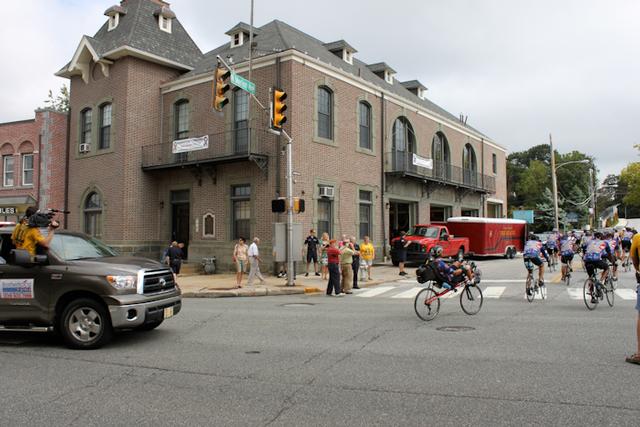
[247,237,266,286]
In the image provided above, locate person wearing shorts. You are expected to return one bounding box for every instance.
[360,235,375,281]
[626,232,640,365]
[319,233,330,280]
[233,237,248,288]
[304,230,320,277]
[523,234,549,295]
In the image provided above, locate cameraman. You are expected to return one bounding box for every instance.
[20,209,58,256]
[11,206,37,249]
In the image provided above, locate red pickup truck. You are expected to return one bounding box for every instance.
[390,225,469,266]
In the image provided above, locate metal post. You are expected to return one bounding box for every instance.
[589,167,595,229]
[549,134,560,231]
[285,137,294,286]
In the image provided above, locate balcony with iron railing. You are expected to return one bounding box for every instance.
[141,128,273,171]
[384,151,496,193]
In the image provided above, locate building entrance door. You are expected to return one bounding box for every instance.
[171,190,190,259]
[389,201,414,239]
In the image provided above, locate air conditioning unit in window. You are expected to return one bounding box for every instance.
[319,186,334,198]
[79,143,90,153]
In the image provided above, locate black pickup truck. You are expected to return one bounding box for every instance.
[0,226,181,349]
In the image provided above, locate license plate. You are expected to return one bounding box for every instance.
[163,306,174,319]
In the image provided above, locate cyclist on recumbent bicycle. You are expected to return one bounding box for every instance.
[583,231,614,304]
[431,246,475,290]
[523,234,550,296]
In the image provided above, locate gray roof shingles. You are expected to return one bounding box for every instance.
[185,20,491,140]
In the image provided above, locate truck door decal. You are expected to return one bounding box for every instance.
[0,279,35,299]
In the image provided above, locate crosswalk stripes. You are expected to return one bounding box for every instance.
[391,287,422,299]
[567,288,583,300]
[354,286,396,298]
[615,289,637,300]
[483,286,506,298]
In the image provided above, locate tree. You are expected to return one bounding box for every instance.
[620,162,640,206]
[42,84,69,112]
[534,188,568,232]
[515,160,549,208]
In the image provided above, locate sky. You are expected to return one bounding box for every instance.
[1,0,639,179]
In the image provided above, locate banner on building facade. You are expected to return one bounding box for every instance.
[412,153,433,169]
[172,135,209,154]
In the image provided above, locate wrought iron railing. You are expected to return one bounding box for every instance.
[142,128,272,169]
[385,151,496,192]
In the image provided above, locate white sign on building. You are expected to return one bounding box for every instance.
[172,135,209,154]
[412,153,433,169]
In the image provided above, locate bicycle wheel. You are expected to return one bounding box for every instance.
[605,279,615,307]
[414,287,440,321]
[526,274,535,302]
[583,278,598,311]
[460,284,483,315]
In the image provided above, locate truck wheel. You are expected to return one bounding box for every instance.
[508,248,516,259]
[59,298,113,350]
[136,320,164,331]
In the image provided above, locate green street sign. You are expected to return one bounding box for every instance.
[231,72,256,95]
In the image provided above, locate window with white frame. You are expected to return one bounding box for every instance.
[159,15,172,33]
[99,103,112,150]
[203,213,215,237]
[80,108,92,148]
[107,14,119,31]
[22,154,34,186]
[359,190,372,239]
[232,32,243,47]
[3,156,14,187]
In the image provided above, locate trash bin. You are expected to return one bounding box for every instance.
[202,257,216,274]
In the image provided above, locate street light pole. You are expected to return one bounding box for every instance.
[549,134,560,231]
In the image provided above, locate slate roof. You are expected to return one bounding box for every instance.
[185,20,492,141]
[60,0,202,73]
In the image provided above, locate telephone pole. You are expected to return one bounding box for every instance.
[550,134,560,231]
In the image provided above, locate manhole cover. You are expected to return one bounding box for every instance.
[245,350,261,354]
[436,326,476,332]
[281,303,315,307]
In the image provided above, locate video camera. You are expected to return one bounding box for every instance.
[28,208,69,229]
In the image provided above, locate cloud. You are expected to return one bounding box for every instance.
[1,0,638,179]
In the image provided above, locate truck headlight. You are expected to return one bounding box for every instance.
[106,275,137,290]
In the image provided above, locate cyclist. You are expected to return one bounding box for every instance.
[545,230,560,267]
[523,234,549,296]
[560,233,576,280]
[621,227,634,266]
[431,246,473,290]
[583,231,614,303]
[607,231,621,281]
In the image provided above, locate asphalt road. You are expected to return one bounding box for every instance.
[1,257,638,426]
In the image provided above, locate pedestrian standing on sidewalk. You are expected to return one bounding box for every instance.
[326,240,342,296]
[232,237,248,288]
[360,235,375,281]
[320,232,330,280]
[304,229,320,277]
[350,236,361,289]
[340,239,356,294]
[396,231,411,276]
[247,237,266,286]
[167,241,183,274]
[626,232,640,365]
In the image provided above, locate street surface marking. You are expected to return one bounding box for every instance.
[483,286,506,298]
[355,286,396,297]
[391,287,423,299]
[567,288,583,300]
[615,289,637,300]
[399,279,417,284]
[481,279,526,283]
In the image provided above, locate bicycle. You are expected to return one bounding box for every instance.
[622,255,631,273]
[414,262,483,321]
[524,259,547,302]
[561,258,573,286]
[583,266,615,310]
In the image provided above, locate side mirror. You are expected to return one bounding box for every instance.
[10,249,33,266]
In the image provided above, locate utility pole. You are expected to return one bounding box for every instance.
[589,167,596,229]
[285,134,294,286]
[549,134,560,231]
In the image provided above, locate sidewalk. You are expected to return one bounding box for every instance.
[178,263,407,298]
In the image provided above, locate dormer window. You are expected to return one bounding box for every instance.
[324,40,357,65]
[367,62,396,85]
[108,13,119,31]
[343,50,353,65]
[153,6,176,34]
[225,23,257,49]
[232,32,244,47]
[104,5,126,32]
[400,80,428,100]
[385,71,394,84]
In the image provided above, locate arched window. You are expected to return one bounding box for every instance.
[99,103,112,150]
[80,108,92,145]
[463,144,478,186]
[203,213,215,237]
[317,86,333,140]
[174,100,189,140]
[358,101,371,150]
[84,192,102,238]
[432,132,450,179]
[391,117,415,171]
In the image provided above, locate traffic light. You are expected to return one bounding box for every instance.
[271,199,286,213]
[212,65,231,111]
[271,87,287,130]
[293,197,305,213]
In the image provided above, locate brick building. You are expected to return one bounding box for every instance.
[56,0,507,269]
[0,109,68,224]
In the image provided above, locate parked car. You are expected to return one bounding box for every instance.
[0,226,181,349]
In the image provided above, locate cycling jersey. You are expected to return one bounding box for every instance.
[560,239,574,256]
[623,231,633,242]
[584,239,611,262]
[524,240,548,260]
